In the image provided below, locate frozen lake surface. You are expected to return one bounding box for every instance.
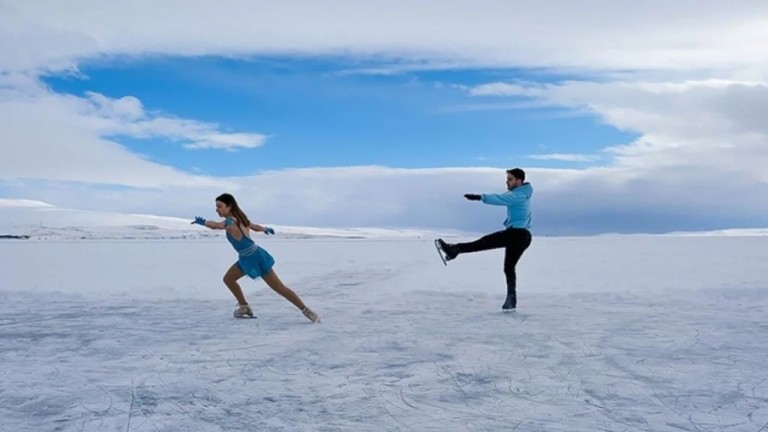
[2,235,767,431]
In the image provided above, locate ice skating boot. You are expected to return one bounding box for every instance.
[302,307,320,323]
[501,293,516,310]
[436,239,459,261]
[234,303,255,318]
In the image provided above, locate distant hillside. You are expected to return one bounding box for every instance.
[664,228,768,237]
[4,198,764,240]
[0,199,462,240]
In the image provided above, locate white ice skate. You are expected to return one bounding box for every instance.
[234,303,255,318]
[302,307,320,323]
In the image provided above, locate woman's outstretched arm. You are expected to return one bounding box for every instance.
[248,222,275,235]
[191,216,226,229]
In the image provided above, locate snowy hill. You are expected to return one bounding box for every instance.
[3,198,767,240]
[665,227,768,237]
[0,199,463,240]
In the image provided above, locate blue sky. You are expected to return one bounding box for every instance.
[43,56,632,175]
[2,1,768,234]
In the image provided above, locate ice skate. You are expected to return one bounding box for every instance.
[502,293,516,311]
[234,303,255,318]
[302,307,320,323]
[435,238,459,264]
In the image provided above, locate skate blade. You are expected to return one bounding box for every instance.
[434,239,448,266]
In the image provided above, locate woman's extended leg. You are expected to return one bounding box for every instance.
[262,269,307,310]
[262,269,319,322]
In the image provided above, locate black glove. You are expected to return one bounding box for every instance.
[464,194,481,201]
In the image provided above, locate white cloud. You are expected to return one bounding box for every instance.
[2,1,768,233]
[469,83,540,98]
[117,117,267,151]
[472,79,768,181]
[529,153,601,163]
[2,1,768,77]
[459,77,768,232]
[437,100,554,113]
[81,91,267,151]
[85,92,144,120]
[0,74,265,187]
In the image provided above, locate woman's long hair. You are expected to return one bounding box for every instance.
[216,193,251,227]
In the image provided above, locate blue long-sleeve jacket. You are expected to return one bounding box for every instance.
[481,183,532,229]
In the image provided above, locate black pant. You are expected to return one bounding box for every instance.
[456,228,532,295]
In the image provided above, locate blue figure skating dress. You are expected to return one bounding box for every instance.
[225,218,275,279]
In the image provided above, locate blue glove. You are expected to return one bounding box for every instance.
[264,226,275,235]
[191,216,206,226]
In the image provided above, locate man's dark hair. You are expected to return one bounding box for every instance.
[507,168,526,181]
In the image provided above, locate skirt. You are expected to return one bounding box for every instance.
[236,246,276,279]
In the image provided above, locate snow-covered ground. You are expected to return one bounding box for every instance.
[2,226,768,431]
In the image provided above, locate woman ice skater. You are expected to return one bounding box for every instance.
[192,193,319,322]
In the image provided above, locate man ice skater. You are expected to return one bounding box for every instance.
[436,168,533,310]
